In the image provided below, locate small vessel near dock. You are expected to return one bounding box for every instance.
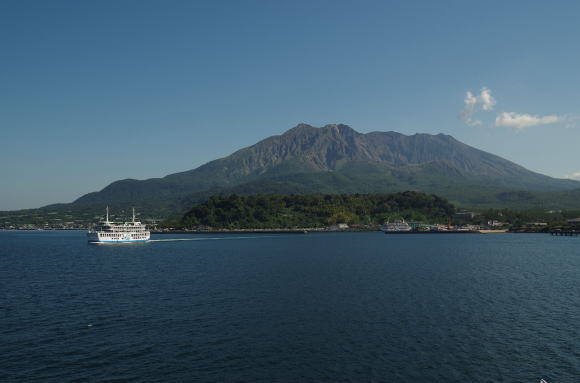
[381,219,412,232]
[381,219,481,234]
[87,207,150,244]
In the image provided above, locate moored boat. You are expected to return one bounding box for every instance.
[381,219,412,232]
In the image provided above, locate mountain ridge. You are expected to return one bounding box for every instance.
[71,123,579,213]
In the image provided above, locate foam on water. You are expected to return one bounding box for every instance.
[149,235,279,242]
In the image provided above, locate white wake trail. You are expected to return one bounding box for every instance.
[148,235,279,243]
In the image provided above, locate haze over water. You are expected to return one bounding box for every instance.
[1,231,579,382]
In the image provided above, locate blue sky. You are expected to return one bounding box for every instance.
[2,0,580,210]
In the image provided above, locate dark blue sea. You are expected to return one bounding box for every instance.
[1,231,579,382]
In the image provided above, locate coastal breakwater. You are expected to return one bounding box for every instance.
[383,230,482,234]
[550,230,580,236]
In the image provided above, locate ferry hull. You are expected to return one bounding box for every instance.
[87,232,150,244]
[88,239,150,244]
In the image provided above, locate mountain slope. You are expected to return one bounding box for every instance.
[72,123,580,213]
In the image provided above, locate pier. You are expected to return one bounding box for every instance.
[550,230,580,236]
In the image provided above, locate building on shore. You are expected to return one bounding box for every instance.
[524,222,548,227]
[454,211,477,220]
[327,223,349,231]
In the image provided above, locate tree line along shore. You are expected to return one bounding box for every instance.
[161,192,580,232]
[2,191,580,232]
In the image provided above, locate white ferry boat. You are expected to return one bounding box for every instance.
[381,219,412,232]
[87,207,150,244]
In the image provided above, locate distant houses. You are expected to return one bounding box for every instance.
[454,211,476,220]
[487,220,506,228]
[327,223,349,231]
[524,222,548,227]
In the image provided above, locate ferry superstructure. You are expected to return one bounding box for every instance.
[87,207,150,244]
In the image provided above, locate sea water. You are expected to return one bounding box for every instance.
[1,230,579,382]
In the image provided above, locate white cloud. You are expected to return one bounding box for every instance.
[460,87,570,131]
[495,112,560,130]
[479,87,496,110]
[459,87,496,126]
[563,115,579,129]
[565,171,580,180]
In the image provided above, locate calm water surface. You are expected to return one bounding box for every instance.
[1,231,579,382]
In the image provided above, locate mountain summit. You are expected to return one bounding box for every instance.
[73,124,579,213]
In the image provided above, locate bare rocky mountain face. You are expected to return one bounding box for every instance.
[71,124,579,212]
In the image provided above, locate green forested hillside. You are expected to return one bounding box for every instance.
[179,192,455,229]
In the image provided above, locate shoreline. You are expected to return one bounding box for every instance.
[0,228,554,235]
[151,229,512,235]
